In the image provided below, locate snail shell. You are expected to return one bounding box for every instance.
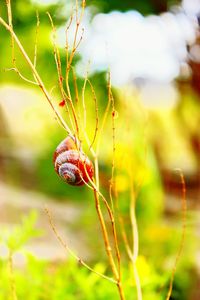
[53,136,94,186]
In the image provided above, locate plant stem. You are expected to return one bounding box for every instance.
[45,207,116,284]
[133,264,142,300]
[130,205,142,300]
[8,249,18,300]
[93,188,118,278]
[130,176,142,300]
[93,188,126,300]
[0,17,72,135]
[166,170,187,300]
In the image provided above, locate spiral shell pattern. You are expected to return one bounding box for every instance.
[53,136,94,186]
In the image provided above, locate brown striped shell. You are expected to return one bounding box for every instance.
[53,136,94,186]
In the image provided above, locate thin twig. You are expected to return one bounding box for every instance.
[71,67,82,138]
[6,0,16,67]
[129,171,142,300]
[93,189,126,300]
[5,67,38,85]
[47,12,77,134]
[44,207,116,284]
[119,214,133,260]
[82,75,88,131]
[66,0,85,73]
[0,16,72,134]
[65,9,74,67]
[96,72,112,156]
[34,10,40,68]
[108,72,116,213]
[93,188,118,279]
[87,79,99,149]
[96,189,122,280]
[166,169,187,300]
[8,249,18,300]
[65,0,85,120]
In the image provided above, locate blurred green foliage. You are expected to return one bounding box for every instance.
[0,1,199,300]
[0,0,69,85]
[0,213,195,300]
[4,212,42,252]
[0,257,194,300]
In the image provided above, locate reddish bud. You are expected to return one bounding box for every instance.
[59,100,65,107]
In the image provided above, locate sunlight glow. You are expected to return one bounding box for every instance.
[82,11,194,85]
[56,8,195,86]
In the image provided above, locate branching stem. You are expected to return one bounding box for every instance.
[45,207,116,284]
[0,17,72,135]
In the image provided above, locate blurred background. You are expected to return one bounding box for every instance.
[0,0,200,299]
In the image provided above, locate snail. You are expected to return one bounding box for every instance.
[53,136,94,186]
